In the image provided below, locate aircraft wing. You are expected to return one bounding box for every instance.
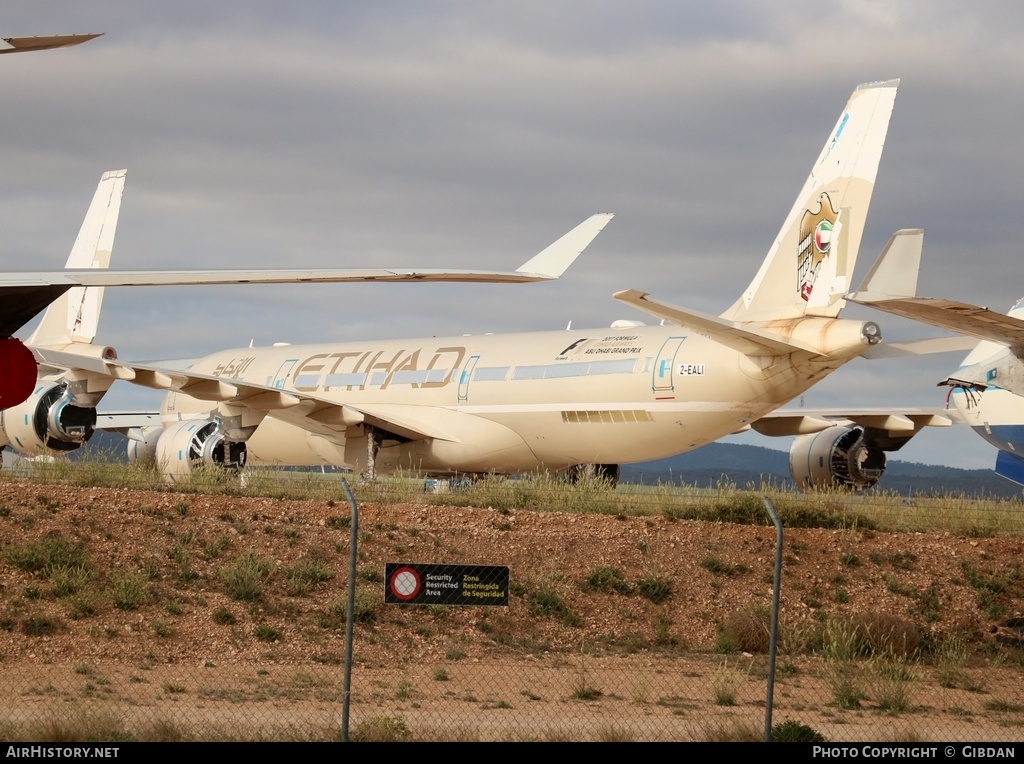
[749,407,963,438]
[86,359,456,444]
[0,33,102,53]
[845,294,1024,349]
[1,213,613,338]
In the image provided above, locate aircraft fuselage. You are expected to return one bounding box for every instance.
[161,317,874,476]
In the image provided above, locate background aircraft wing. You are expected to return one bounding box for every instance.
[81,358,450,443]
[0,33,102,54]
[2,213,611,339]
[846,295,1024,349]
[749,406,962,438]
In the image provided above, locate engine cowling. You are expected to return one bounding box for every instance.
[153,419,247,481]
[124,425,163,465]
[789,426,886,491]
[0,381,96,456]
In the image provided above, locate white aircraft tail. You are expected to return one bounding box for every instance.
[26,169,126,348]
[721,80,899,323]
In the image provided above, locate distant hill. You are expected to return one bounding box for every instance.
[60,431,1023,500]
[620,442,1023,499]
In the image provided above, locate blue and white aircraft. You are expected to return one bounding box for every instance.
[846,262,1024,487]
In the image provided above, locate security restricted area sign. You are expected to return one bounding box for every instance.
[385,562,509,606]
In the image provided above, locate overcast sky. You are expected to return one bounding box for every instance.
[3,1,1023,474]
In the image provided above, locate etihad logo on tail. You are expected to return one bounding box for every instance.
[797,192,839,302]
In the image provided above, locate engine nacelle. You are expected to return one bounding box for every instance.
[124,425,163,464]
[789,426,886,491]
[154,419,247,481]
[0,381,96,456]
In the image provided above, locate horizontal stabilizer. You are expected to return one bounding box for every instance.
[613,289,820,355]
[861,335,978,358]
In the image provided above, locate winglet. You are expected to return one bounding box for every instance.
[850,228,924,299]
[514,213,614,279]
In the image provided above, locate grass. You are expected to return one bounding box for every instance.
[716,607,771,653]
[11,458,1024,537]
[3,460,1024,741]
[3,534,88,574]
[219,551,275,602]
[711,660,744,706]
[284,557,334,596]
[107,570,150,611]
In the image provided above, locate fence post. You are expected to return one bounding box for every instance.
[762,495,782,742]
[339,478,359,742]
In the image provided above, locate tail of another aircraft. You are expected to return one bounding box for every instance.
[26,169,126,349]
[720,80,899,323]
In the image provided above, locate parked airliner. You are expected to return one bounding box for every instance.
[9,81,924,488]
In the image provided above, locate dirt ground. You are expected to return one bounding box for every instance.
[1,480,1023,741]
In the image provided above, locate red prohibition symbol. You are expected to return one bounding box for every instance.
[389,566,422,601]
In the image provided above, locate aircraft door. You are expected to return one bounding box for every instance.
[270,359,299,390]
[458,355,480,402]
[652,337,686,395]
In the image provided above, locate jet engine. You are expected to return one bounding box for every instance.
[152,419,247,480]
[0,380,97,456]
[788,426,886,491]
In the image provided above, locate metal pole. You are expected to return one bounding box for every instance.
[340,478,358,742]
[762,495,783,742]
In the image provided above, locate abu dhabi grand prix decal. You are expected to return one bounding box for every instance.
[797,192,839,302]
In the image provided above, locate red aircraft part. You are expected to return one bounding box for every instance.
[0,338,38,409]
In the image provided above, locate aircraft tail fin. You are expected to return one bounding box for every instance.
[721,80,899,323]
[26,169,126,348]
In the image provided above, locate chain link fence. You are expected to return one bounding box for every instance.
[1,464,1023,742]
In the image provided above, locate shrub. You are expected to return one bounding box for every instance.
[582,565,631,594]
[284,557,334,596]
[254,624,281,642]
[771,720,826,742]
[637,575,672,604]
[717,608,771,653]
[350,716,411,742]
[219,551,275,602]
[212,607,236,625]
[847,612,922,658]
[3,535,87,574]
[107,570,150,611]
[21,615,61,636]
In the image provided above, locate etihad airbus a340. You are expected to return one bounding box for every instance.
[11,80,924,486]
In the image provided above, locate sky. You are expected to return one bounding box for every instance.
[3,1,1023,473]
